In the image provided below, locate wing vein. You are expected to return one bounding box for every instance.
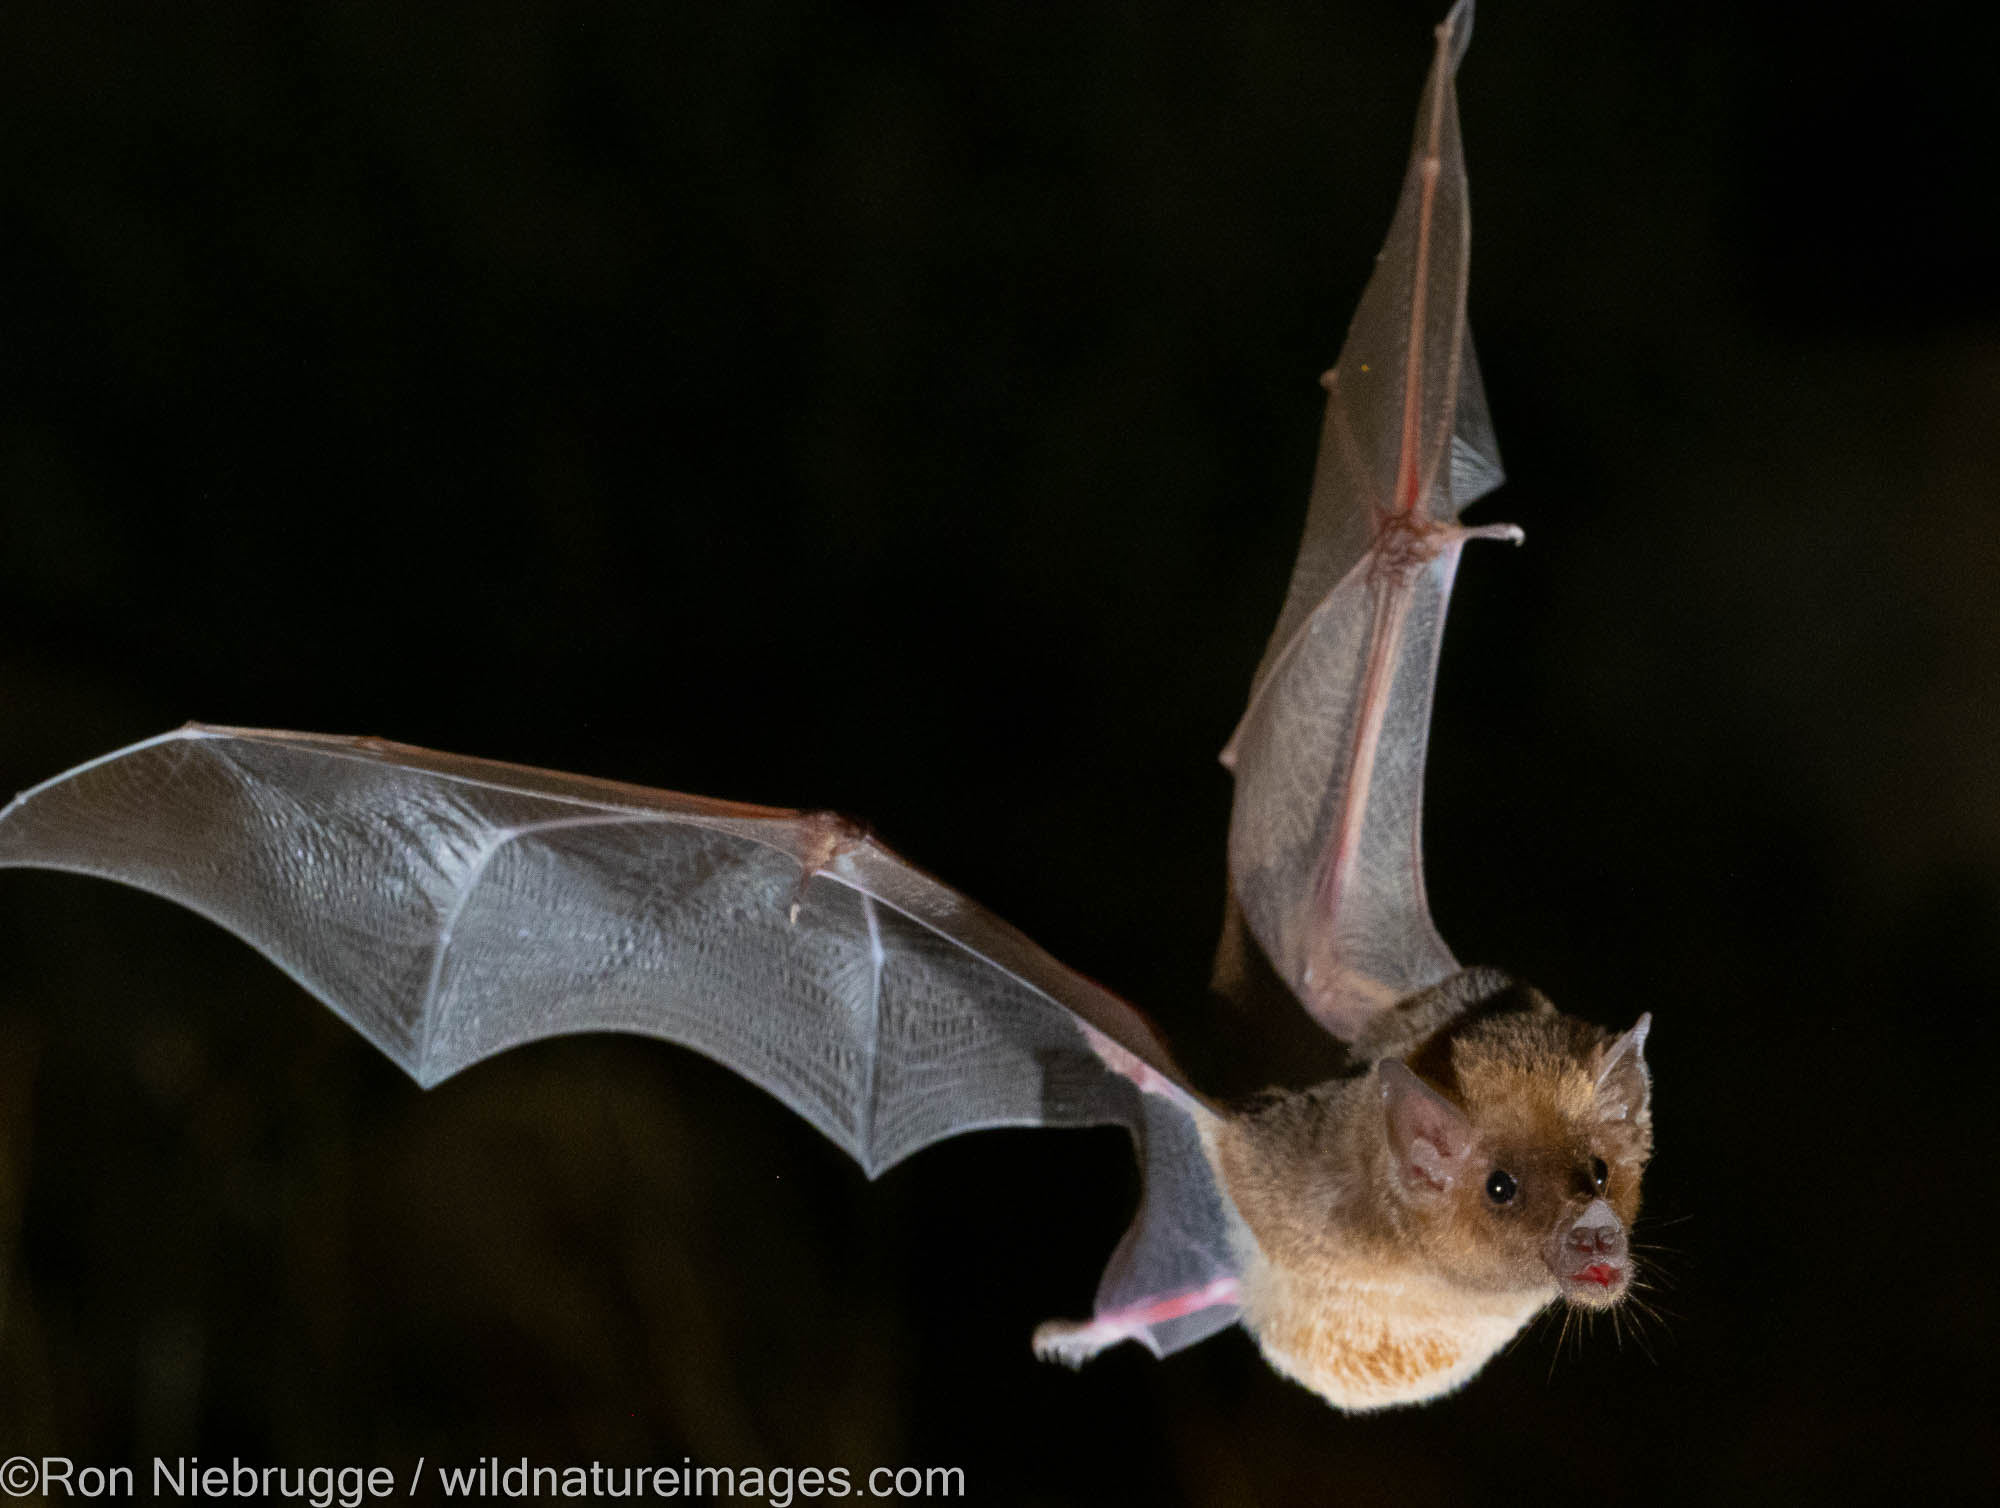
[413,811,680,1084]
[857,892,886,1176]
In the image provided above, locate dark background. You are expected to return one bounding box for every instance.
[1,0,1994,1502]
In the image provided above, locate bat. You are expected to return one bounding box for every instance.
[0,0,1650,1412]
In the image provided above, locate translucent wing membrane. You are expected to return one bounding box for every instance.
[1221,0,1514,1040]
[0,725,1241,1355]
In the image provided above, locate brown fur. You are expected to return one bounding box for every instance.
[1209,969,1652,1411]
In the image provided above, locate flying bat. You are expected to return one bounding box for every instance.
[0,0,1651,1412]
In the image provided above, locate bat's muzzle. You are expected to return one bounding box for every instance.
[1549,1197,1631,1306]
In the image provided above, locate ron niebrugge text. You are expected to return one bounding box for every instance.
[5,1456,966,1503]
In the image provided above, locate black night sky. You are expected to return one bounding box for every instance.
[1,2,1995,1503]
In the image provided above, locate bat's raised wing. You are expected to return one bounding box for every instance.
[1220,0,1515,1041]
[0,724,1241,1359]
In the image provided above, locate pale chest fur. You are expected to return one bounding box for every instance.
[1234,1240,1549,1411]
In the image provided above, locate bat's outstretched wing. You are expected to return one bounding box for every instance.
[1220,0,1515,1041]
[0,724,1241,1358]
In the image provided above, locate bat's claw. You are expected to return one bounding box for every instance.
[1031,1316,1123,1369]
[786,811,865,925]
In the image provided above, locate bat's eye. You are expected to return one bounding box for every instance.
[1485,1169,1517,1205]
[1591,1157,1609,1192]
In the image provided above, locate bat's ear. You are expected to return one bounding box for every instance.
[1594,1014,1652,1125]
[1380,1058,1475,1197]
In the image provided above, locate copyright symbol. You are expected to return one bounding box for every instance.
[1,1457,39,1496]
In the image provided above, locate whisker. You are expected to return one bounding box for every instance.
[1626,1272,1685,1312]
[1625,1309,1661,1366]
[1546,1306,1575,1383]
[1630,1292,1683,1328]
[1503,1302,1557,1357]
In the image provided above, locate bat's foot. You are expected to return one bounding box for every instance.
[1032,1278,1242,1367]
[1031,1316,1127,1368]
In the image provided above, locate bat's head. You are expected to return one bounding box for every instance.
[1379,1005,1653,1309]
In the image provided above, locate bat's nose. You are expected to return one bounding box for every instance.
[1564,1198,1625,1259]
